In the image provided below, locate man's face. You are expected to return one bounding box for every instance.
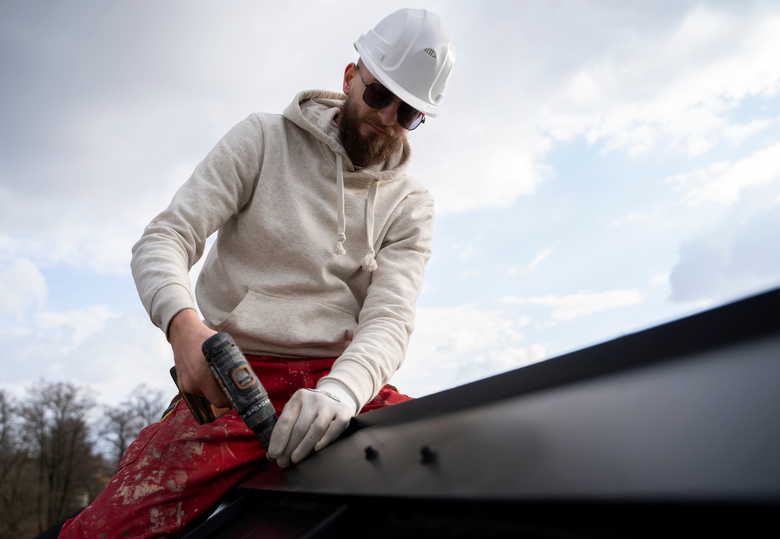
[338,63,407,167]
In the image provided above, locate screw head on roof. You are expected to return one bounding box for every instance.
[420,445,437,464]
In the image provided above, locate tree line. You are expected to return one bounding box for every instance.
[0,382,167,539]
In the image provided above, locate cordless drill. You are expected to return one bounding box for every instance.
[170,332,277,449]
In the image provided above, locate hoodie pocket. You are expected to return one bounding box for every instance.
[218,287,357,349]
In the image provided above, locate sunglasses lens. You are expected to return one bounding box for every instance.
[361,81,425,130]
[398,104,424,130]
[363,83,393,110]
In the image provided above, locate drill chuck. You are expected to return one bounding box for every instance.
[202,332,277,449]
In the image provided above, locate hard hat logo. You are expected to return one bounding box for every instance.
[354,8,456,118]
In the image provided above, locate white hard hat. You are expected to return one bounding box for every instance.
[354,8,455,117]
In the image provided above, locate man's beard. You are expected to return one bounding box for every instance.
[339,95,405,167]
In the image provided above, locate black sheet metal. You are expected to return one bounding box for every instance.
[184,287,780,538]
[239,287,780,501]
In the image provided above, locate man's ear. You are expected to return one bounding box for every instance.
[343,63,357,96]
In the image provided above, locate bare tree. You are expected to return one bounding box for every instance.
[100,384,168,472]
[130,384,168,427]
[0,390,35,538]
[0,382,167,535]
[19,382,108,533]
[99,404,138,473]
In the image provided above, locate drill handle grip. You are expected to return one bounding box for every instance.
[169,366,231,425]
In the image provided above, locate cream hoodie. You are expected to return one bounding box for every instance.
[131,90,434,408]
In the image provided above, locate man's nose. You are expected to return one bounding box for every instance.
[377,101,400,126]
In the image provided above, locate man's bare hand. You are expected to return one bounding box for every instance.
[168,308,229,409]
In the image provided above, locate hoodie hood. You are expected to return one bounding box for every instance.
[283,90,414,271]
[283,90,413,181]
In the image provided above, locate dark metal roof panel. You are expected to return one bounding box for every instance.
[238,287,780,502]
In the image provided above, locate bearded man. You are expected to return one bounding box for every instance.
[60,8,455,538]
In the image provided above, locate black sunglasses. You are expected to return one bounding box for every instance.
[356,64,425,131]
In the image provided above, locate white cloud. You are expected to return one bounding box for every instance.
[670,202,780,302]
[453,344,547,388]
[421,4,780,214]
[684,141,780,205]
[458,245,482,260]
[0,258,47,315]
[503,265,522,278]
[610,208,667,227]
[527,246,554,272]
[648,272,670,286]
[413,304,525,356]
[539,6,780,158]
[34,305,121,354]
[666,160,732,191]
[489,345,546,369]
[455,269,482,280]
[391,304,529,396]
[67,311,174,406]
[422,137,551,214]
[0,226,145,275]
[722,119,772,145]
[1,306,173,407]
[498,289,645,323]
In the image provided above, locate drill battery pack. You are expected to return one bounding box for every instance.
[202,332,277,449]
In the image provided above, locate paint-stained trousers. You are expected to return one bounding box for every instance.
[59,355,412,538]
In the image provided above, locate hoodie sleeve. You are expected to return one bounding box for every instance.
[131,115,265,336]
[319,194,435,407]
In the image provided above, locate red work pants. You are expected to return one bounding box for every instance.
[59,356,411,538]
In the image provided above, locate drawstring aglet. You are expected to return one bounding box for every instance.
[333,233,347,256]
[361,254,378,272]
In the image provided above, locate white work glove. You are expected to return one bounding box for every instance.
[266,381,359,468]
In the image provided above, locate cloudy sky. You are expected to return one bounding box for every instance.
[2,0,779,406]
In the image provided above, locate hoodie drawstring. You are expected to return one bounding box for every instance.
[332,153,347,256]
[332,153,379,272]
[361,180,378,272]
